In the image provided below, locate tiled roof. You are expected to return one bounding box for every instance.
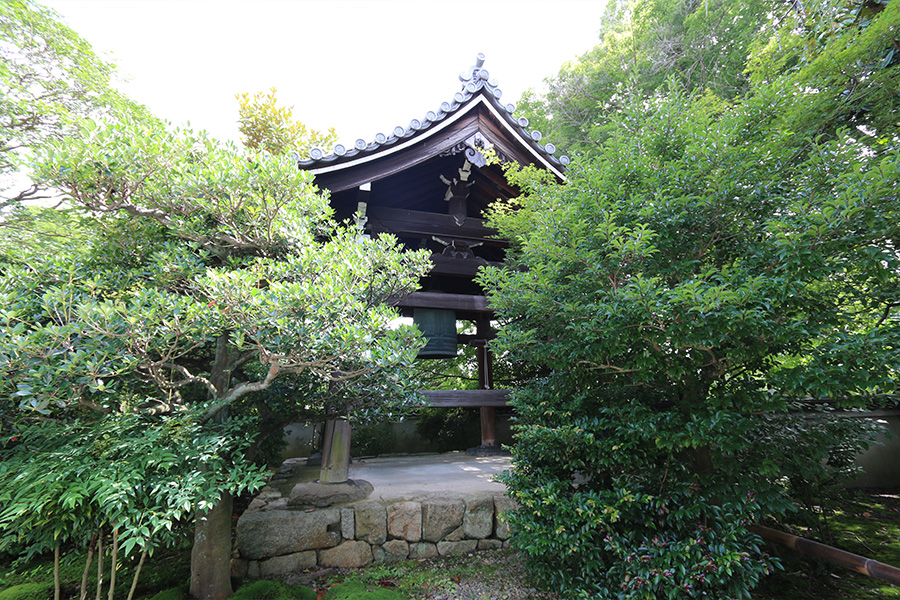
[296,53,569,170]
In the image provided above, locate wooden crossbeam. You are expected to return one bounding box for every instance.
[395,291,492,312]
[419,389,510,407]
[427,254,501,277]
[366,206,507,247]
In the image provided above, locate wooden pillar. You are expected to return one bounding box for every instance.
[476,318,497,448]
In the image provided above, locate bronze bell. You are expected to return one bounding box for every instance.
[413,308,458,359]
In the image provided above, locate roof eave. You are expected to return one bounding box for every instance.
[297,55,570,180]
[306,94,565,182]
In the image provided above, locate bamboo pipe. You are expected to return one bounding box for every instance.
[749,524,900,586]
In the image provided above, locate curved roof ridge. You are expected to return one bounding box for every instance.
[297,53,569,170]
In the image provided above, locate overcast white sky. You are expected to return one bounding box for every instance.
[43,0,607,151]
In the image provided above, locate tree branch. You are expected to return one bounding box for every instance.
[577,360,638,373]
[145,361,217,398]
[201,362,282,423]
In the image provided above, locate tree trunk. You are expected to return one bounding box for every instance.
[190,335,240,600]
[189,491,234,600]
[319,418,351,484]
[689,445,715,477]
[681,383,715,477]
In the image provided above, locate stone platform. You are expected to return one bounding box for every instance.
[233,453,516,579]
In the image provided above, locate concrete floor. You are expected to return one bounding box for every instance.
[348,452,512,501]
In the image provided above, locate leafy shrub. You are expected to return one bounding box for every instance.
[746,412,882,541]
[414,408,480,452]
[351,421,398,457]
[0,413,266,561]
[498,377,783,599]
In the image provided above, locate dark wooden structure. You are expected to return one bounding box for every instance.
[298,54,568,451]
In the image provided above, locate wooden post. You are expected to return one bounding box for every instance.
[476,318,497,448]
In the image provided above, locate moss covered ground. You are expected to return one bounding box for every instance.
[321,551,509,599]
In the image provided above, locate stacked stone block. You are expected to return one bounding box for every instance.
[233,493,516,578]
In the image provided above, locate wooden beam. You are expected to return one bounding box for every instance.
[367,206,506,247]
[419,389,510,407]
[428,254,501,277]
[477,163,518,196]
[395,291,492,312]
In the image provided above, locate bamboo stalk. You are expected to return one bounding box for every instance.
[95,528,104,600]
[54,545,60,600]
[107,529,119,600]
[125,548,148,600]
[80,534,97,600]
[750,524,900,586]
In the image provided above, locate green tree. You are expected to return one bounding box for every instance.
[0,203,93,263]
[0,116,431,599]
[236,88,337,157]
[0,413,265,600]
[478,3,900,596]
[744,0,898,148]
[518,0,782,153]
[517,0,897,157]
[0,0,154,260]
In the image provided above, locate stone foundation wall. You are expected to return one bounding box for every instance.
[232,493,517,579]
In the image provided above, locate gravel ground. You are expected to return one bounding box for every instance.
[421,551,557,600]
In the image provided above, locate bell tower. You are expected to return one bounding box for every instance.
[298,54,569,453]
